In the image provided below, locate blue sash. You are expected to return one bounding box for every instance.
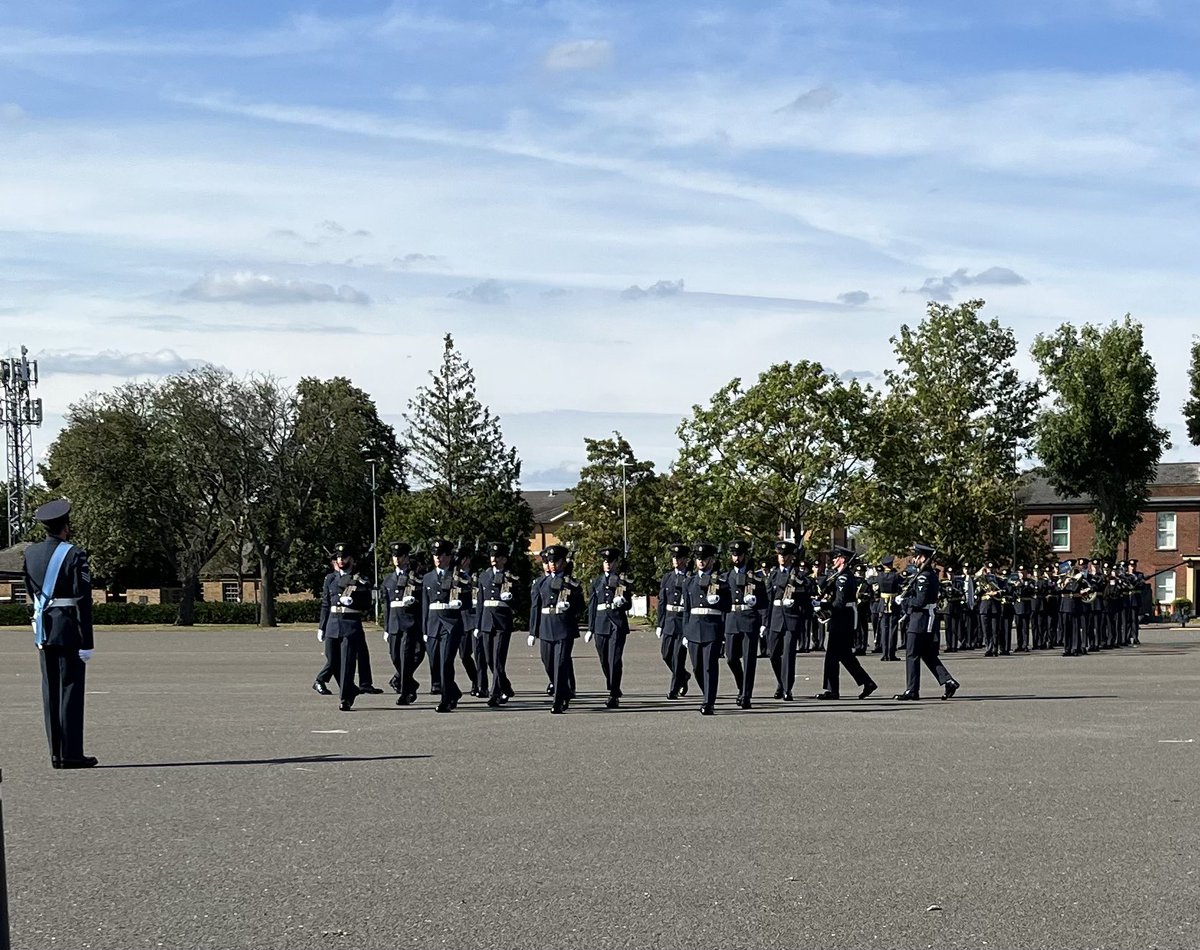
[33,542,75,648]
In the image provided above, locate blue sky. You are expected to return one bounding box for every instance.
[2,0,1198,487]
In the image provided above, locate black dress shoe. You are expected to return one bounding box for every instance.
[431,687,442,695]
[545,684,555,696]
[338,700,353,711]
[605,696,619,709]
[859,681,878,700]
[700,705,715,716]
[312,680,332,696]
[667,689,680,700]
[486,697,500,708]
[734,695,744,708]
[60,756,98,769]
[782,692,794,702]
[615,688,623,698]
[358,685,383,695]
[942,681,959,700]
[51,757,62,770]
[893,691,919,701]
[741,700,752,710]
[396,694,416,706]
[773,688,784,699]
[436,702,453,713]
[551,704,565,714]
[469,688,479,697]
[814,690,839,700]
[679,680,689,697]
[498,695,509,705]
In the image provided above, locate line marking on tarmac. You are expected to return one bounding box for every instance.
[1158,739,1194,743]
[312,729,348,734]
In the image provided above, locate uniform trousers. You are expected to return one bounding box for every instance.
[425,634,442,693]
[432,630,463,704]
[355,636,376,687]
[39,646,87,762]
[539,637,575,695]
[386,631,422,697]
[594,628,627,697]
[724,629,759,700]
[904,622,954,696]
[879,611,899,658]
[823,612,873,696]
[660,629,690,694]
[481,629,513,700]
[767,628,798,694]
[457,632,479,688]
[472,631,490,693]
[1014,613,1031,651]
[687,639,721,707]
[321,634,361,704]
[545,638,575,708]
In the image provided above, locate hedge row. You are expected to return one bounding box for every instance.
[0,599,323,626]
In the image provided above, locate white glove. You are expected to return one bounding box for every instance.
[317,628,325,642]
[78,648,94,662]
[449,599,462,609]
[759,626,766,636]
[473,629,480,639]
[527,634,536,647]
[401,595,416,607]
[744,594,757,607]
[423,634,429,643]
[500,591,513,602]
[339,595,353,606]
[782,598,795,608]
[655,626,663,639]
[584,630,593,643]
[683,638,689,646]
[612,595,627,608]
[555,601,570,614]
[706,593,720,606]
[383,632,390,645]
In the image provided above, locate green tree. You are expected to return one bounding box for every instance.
[668,361,874,564]
[1031,315,1171,559]
[1184,338,1200,447]
[558,433,671,593]
[864,299,1042,565]
[382,333,533,596]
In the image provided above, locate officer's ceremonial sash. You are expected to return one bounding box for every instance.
[33,542,75,648]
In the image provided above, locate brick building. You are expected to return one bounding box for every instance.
[1021,462,1200,612]
[524,489,575,552]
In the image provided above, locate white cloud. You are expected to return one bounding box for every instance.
[34,348,210,377]
[838,290,870,305]
[449,279,509,304]
[181,271,371,305]
[907,266,1029,301]
[621,279,684,300]
[0,103,25,122]
[544,39,613,71]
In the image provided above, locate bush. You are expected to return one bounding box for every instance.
[92,603,180,625]
[0,603,31,626]
[1,598,323,626]
[275,600,321,624]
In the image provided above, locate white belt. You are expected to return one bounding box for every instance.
[389,600,410,608]
[690,607,721,616]
[483,599,508,607]
[330,606,361,615]
[427,603,457,611]
[594,603,609,611]
[540,607,560,614]
[772,599,788,606]
[665,605,683,612]
[47,598,81,608]
[730,605,751,612]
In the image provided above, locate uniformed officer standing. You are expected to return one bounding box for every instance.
[475,541,517,708]
[875,555,901,661]
[814,546,878,700]
[1012,566,1035,652]
[422,539,473,712]
[315,542,373,711]
[1060,557,1087,657]
[381,542,423,705]
[722,540,766,709]
[683,542,729,715]
[529,544,584,714]
[24,498,98,769]
[587,547,632,709]
[656,543,693,699]
[894,542,960,701]
[763,540,805,701]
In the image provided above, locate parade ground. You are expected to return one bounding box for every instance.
[1,624,1197,950]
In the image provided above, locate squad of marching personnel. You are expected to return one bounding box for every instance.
[299,533,1158,715]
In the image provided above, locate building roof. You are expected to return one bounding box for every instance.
[523,489,575,523]
[0,542,30,578]
[1020,462,1200,508]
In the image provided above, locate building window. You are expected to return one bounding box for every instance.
[222,582,240,603]
[13,583,27,603]
[1050,515,1070,551]
[1155,571,1176,607]
[1156,512,1177,550]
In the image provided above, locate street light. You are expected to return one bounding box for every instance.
[365,457,380,623]
[620,459,628,556]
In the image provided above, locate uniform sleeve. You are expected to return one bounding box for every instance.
[74,549,95,650]
[319,575,332,629]
[587,579,597,633]
[656,574,668,626]
[529,579,541,638]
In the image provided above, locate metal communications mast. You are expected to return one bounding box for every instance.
[1,347,43,547]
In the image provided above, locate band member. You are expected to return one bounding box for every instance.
[763,540,805,700]
[381,542,423,705]
[876,555,901,661]
[894,542,960,701]
[529,544,584,713]
[684,542,730,716]
[422,539,473,712]
[722,540,766,709]
[475,541,518,707]
[814,546,878,700]
[587,547,632,708]
[656,543,693,699]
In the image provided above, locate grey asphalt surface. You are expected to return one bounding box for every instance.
[1,624,1197,950]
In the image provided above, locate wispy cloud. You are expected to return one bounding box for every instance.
[838,290,871,305]
[777,84,841,113]
[1,102,25,122]
[621,279,684,300]
[181,271,371,306]
[906,266,1029,301]
[35,348,210,377]
[544,39,613,71]
[449,279,509,304]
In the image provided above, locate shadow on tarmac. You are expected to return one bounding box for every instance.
[98,753,432,769]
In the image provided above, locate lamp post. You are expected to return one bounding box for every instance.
[620,459,629,556]
[365,457,380,623]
